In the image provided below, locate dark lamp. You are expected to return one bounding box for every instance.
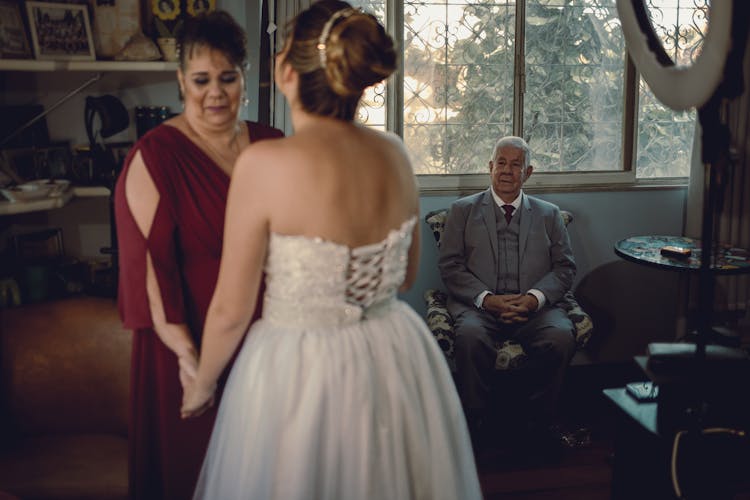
[85,95,129,143]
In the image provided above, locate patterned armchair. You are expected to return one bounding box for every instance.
[424,208,594,372]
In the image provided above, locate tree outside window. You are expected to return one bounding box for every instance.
[349,0,707,180]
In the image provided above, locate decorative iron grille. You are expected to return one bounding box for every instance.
[351,0,709,178]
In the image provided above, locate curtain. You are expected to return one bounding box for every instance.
[685,31,750,316]
[269,0,313,135]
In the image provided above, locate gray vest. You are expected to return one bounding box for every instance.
[493,202,520,294]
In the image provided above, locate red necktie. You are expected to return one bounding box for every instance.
[502,204,514,224]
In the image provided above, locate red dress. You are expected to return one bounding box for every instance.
[114,122,283,500]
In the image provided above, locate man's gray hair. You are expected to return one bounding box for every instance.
[492,136,531,169]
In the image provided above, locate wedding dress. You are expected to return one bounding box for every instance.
[194,217,482,499]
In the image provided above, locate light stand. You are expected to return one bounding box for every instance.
[688,0,750,426]
[613,1,750,497]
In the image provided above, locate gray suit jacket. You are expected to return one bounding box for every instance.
[438,189,576,319]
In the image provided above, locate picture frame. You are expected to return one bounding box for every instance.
[187,0,216,17]
[0,1,32,59]
[91,0,141,59]
[25,1,96,61]
[0,145,73,182]
[32,143,72,179]
[152,0,180,21]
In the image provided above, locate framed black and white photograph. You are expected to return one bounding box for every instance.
[26,1,96,61]
[0,1,32,59]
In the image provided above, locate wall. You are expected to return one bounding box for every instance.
[403,188,689,364]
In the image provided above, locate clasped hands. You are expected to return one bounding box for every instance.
[178,349,216,419]
[482,293,538,324]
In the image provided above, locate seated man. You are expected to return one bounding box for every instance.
[438,136,576,450]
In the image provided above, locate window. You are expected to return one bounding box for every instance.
[635,1,707,179]
[351,0,707,186]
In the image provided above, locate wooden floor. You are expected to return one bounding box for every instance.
[476,419,615,500]
[474,363,630,499]
[472,343,750,500]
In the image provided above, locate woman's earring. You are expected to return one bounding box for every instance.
[242,96,250,107]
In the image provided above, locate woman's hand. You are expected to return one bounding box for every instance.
[177,348,198,389]
[181,381,216,419]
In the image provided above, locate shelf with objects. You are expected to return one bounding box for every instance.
[1,53,177,220]
[0,0,180,73]
[0,60,178,72]
[0,185,110,216]
[0,66,164,303]
[0,88,133,212]
[0,93,130,303]
[0,70,177,306]
[0,0,201,308]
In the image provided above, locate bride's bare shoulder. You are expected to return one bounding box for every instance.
[237,134,294,165]
[232,135,310,189]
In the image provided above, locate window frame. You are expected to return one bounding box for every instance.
[381,0,690,192]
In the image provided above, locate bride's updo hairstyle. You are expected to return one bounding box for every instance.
[282,0,397,121]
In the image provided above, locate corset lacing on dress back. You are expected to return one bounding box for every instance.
[262,217,417,327]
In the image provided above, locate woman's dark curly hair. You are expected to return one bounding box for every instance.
[176,10,248,72]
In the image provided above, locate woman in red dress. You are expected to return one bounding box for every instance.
[114,11,282,499]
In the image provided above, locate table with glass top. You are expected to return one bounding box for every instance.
[614,235,750,275]
[611,236,750,495]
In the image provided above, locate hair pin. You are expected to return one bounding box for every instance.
[317,8,357,68]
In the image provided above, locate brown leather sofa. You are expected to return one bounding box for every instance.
[0,296,131,500]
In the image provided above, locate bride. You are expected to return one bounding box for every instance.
[181,1,483,498]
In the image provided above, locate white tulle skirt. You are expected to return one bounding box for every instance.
[193,300,482,500]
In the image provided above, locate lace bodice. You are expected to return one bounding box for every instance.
[262,217,417,327]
